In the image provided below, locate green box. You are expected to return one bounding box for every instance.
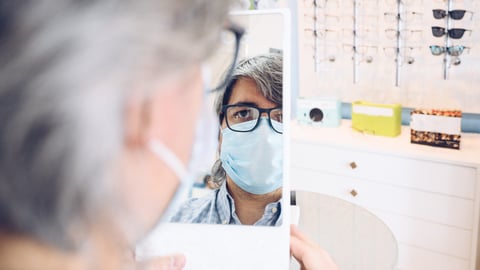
[351,101,402,137]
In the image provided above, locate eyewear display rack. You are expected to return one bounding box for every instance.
[297,0,480,115]
[300,0,476,85]
[430,4,475,76]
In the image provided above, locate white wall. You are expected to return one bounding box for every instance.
[296,0,480,113]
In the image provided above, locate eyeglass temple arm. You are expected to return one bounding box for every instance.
[466,10,475,20]
[209,22,245,93]
[224,22,245,81]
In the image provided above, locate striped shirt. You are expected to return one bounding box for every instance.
[170,182,282,226]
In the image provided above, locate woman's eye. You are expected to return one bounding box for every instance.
[271,111,283,122]
[234,110,251,119]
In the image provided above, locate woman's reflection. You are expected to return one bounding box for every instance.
[171,53,283,226]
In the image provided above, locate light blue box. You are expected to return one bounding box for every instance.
[297,97,341,127]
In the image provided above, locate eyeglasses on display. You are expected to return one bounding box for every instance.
[304,13,340,23]
[343,44,378,54]
[384,11,423,22]
[395,55,415,65]
[314,55,337,63]
[221,104,283,134]
[304,28,338,39]
[432,9,474,20]
[342,28,375,39]
[431,26,472,39]
[317,45,338,63]
[434,0,468,3]
[429,45,470,56]
[383,46,419,56]
[303,0,339,8]
[356,55,374,63]
[343,44,378,64]
[303,44,337,63]
[355,0,379,8]
[385,28,423,39]
[385,0,423,6]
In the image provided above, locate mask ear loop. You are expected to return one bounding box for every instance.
[149,140,188,182]
[149,140,191,222]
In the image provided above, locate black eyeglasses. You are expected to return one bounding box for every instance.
[429,45,470,56]
[431,26,472,39]
[432,9,473,20]
[221,104,283,134]
[207,22,245,92]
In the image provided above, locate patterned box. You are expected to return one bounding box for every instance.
[410,109,462,150]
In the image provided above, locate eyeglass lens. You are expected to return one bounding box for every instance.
[432,9,447,19]
[431,27,470,39]
[449,10,467,20]
[431,26,446,37]
[432,9,468,20]
[429,45,467,56]
[447,45,467,56]
[224,105,283,133]
[429,45,446,55]
[449,28,469,39]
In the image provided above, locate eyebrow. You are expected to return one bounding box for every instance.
[229,101,259,107]
[228,101,283,109]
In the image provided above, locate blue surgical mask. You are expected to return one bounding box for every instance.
[220,118,283,195]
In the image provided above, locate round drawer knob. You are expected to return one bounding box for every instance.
[350,189,358,197]
[349,162,358,169]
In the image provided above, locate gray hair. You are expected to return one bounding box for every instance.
[0,0,230,250]
[209,53,283,187]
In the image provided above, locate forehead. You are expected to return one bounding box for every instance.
[227,78,277,108]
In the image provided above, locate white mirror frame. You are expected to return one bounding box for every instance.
[135,9,292,270]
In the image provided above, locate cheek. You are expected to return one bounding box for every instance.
[150,83,203,165]
[118,74,204,238]
[108,152,179,243]
[218,120,226,147]
[218,132,223,150]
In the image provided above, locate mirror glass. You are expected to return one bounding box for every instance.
[136,10,291,270]
[168,12,285,227]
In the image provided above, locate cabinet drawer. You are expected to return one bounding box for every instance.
[396,244,470,270]
[374,211,472,259]
[292,142,477,199]
[291,168,475,230]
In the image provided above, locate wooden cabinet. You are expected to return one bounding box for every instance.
[290,120,480,270]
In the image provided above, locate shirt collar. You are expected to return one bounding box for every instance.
[216,181,282,226]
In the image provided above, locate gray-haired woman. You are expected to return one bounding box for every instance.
[0,1,229,269]
[171,53,284,226]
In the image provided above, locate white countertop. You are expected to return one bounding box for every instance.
[290,120,480,167]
